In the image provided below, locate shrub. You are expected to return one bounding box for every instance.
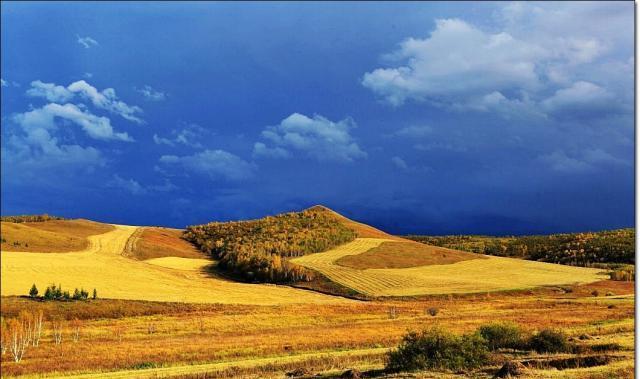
[591,290,599,297]
[426,307,439,317]
[609,268,634,281]
[590,343,622,352]
[386,327,489,373]
[92,288,98,300]
[528,329,571,353]
[478,322,524,351]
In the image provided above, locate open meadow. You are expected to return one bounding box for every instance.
[0,280,634,378]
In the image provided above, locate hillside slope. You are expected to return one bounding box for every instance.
[1,219,114,253]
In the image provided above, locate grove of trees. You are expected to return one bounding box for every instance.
[407,229,634,267]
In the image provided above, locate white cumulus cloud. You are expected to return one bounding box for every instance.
[253,113,366,162]
[362,18,544,107]
[14,103,132,142]
[27,80,144,124]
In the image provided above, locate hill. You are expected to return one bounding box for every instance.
[185,206,606,296]
[183,206,358,283]
[0,219,114,253]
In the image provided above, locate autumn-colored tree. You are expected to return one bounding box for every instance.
[8,318,29,362]
[51,318,64,345]
[32,310,43,347]
[0,317,8,355]
[70,319,83,342]
[18,311,34,346]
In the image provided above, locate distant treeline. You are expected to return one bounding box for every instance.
[1,214,66,223]
[406,229,634,267]
[184,208,356,283]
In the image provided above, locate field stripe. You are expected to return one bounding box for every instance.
[292,238,608,296]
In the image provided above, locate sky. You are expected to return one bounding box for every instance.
[0,1,635,235]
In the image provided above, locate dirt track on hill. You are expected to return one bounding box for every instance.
[1,225,349,305]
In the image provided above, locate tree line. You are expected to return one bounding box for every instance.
[407,228,634,267]
[183,208,356,283]
[29,284,97,302]
[1,214,66,223]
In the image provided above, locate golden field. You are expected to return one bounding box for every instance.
[291,238,608,297]
[0,225,347,305]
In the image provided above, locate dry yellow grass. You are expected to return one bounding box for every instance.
[124,227,206,260]
[0,220,114,253]
[1,280,633,378]
[291,238,608,296]
[336,240,482,269]
[0,225,348,305]
[38,347,389,379]
[144,257,215,271]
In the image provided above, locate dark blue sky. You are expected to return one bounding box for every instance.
[1,2,634,235]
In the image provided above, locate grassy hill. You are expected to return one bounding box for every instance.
[0,218,114,253]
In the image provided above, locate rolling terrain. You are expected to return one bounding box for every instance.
[1,208,609,300]
[0,223,347,305]
[0,209,634,378]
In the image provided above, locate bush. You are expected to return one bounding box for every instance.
[528,329,571,353]
[426,307,439,317]
[478,322,524,351]
[590,343,622,352]
[386,327,489,373]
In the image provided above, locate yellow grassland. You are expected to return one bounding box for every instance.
[1,281,634,378]
[0,220,114,253]
[291,238,608,296]
[0,225,348,305]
